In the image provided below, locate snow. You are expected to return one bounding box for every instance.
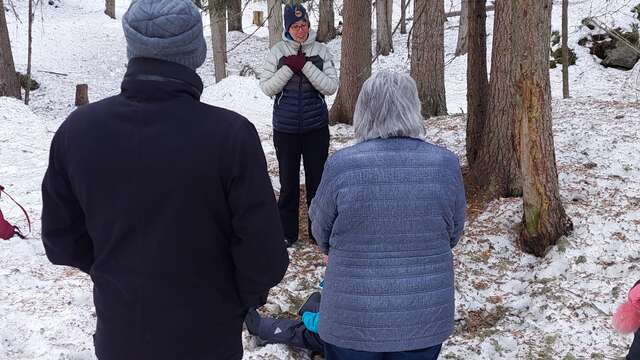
[1,0,640,359]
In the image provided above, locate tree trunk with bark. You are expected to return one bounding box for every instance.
[105,0,115,19]
[455,0,469,56]
[562,0,569,98]
[513,0,572,256]
[376,0,393,56]
[268,0,283,48]
[329,1,371,125]
[465,0,488,169]
[25,0,33,105]
[410,0,447,117]
[400,0,407,34]
[209,0,227,83]
[227,0,243,32]
[317,0,336,43]
[0,0,20,99]
[472,0,522,198]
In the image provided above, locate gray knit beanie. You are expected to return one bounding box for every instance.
[122,0,207,70]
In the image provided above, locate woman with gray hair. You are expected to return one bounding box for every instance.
[309,71,466,359]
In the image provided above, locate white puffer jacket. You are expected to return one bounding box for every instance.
[260,30,338,97]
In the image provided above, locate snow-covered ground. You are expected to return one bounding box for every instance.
[1,0,640,359]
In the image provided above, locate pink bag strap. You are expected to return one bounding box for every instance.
[0,185,31,234]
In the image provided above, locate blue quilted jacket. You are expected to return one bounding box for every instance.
[309,137,466,352]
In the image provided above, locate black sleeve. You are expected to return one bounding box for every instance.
[41,124,94,274]
[227,120,289,308]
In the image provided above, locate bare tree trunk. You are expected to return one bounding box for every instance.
[410,0,447,117]
[473,0,521,198]
[227,0,243,32]
[105,0,115,19]
[465,0,487,169]
[209,0,227,83]
[513,0,572,257]
[376,0,393,56]
[455,0,469,56]
[268,0,283,48]
[562,0,569,98]
[317,0,336,43]
[25,0,33,105]
[329,1,371,125]
[0,0,20,99]
[400,0,407,34]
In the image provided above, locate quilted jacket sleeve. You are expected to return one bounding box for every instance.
[301,45,338,96]
[260,44,294,97]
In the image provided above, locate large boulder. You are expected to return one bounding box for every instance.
[602,44,640,70]
[578,22,640,71]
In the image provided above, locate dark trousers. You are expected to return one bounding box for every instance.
[273,126,329,241]
[629,331,640,360]
[324,343,442,360]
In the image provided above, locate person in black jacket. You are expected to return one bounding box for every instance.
[40,1,289,359]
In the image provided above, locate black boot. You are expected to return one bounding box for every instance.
[298,291,322,316]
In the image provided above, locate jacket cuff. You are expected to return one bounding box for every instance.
[279,65,295,78]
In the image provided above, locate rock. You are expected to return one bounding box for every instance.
[239,64,256,77]
[16,72,40,91]
[602,44,640,70]
[590,38,616,60]
[581,18,596,30]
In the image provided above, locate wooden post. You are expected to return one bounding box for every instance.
[253,11,264,27]
[75,84,89,106]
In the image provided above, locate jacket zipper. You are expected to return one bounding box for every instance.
[298,72,303,133]
[277,90,284,107]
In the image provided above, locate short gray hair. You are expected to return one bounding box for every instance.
[353,71,426,142]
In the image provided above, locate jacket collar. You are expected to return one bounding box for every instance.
[121,58,204,101]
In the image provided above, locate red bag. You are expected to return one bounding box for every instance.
[0,185,31,240]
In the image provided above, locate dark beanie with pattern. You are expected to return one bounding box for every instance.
[284,3,309,32]
[122,0,207,70]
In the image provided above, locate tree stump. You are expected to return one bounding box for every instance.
[253,11,264,26]
[75,84,89,106]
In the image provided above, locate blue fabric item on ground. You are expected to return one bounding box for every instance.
[302,312,320,333]
[310,137,466,352]
[324,342,442,360]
